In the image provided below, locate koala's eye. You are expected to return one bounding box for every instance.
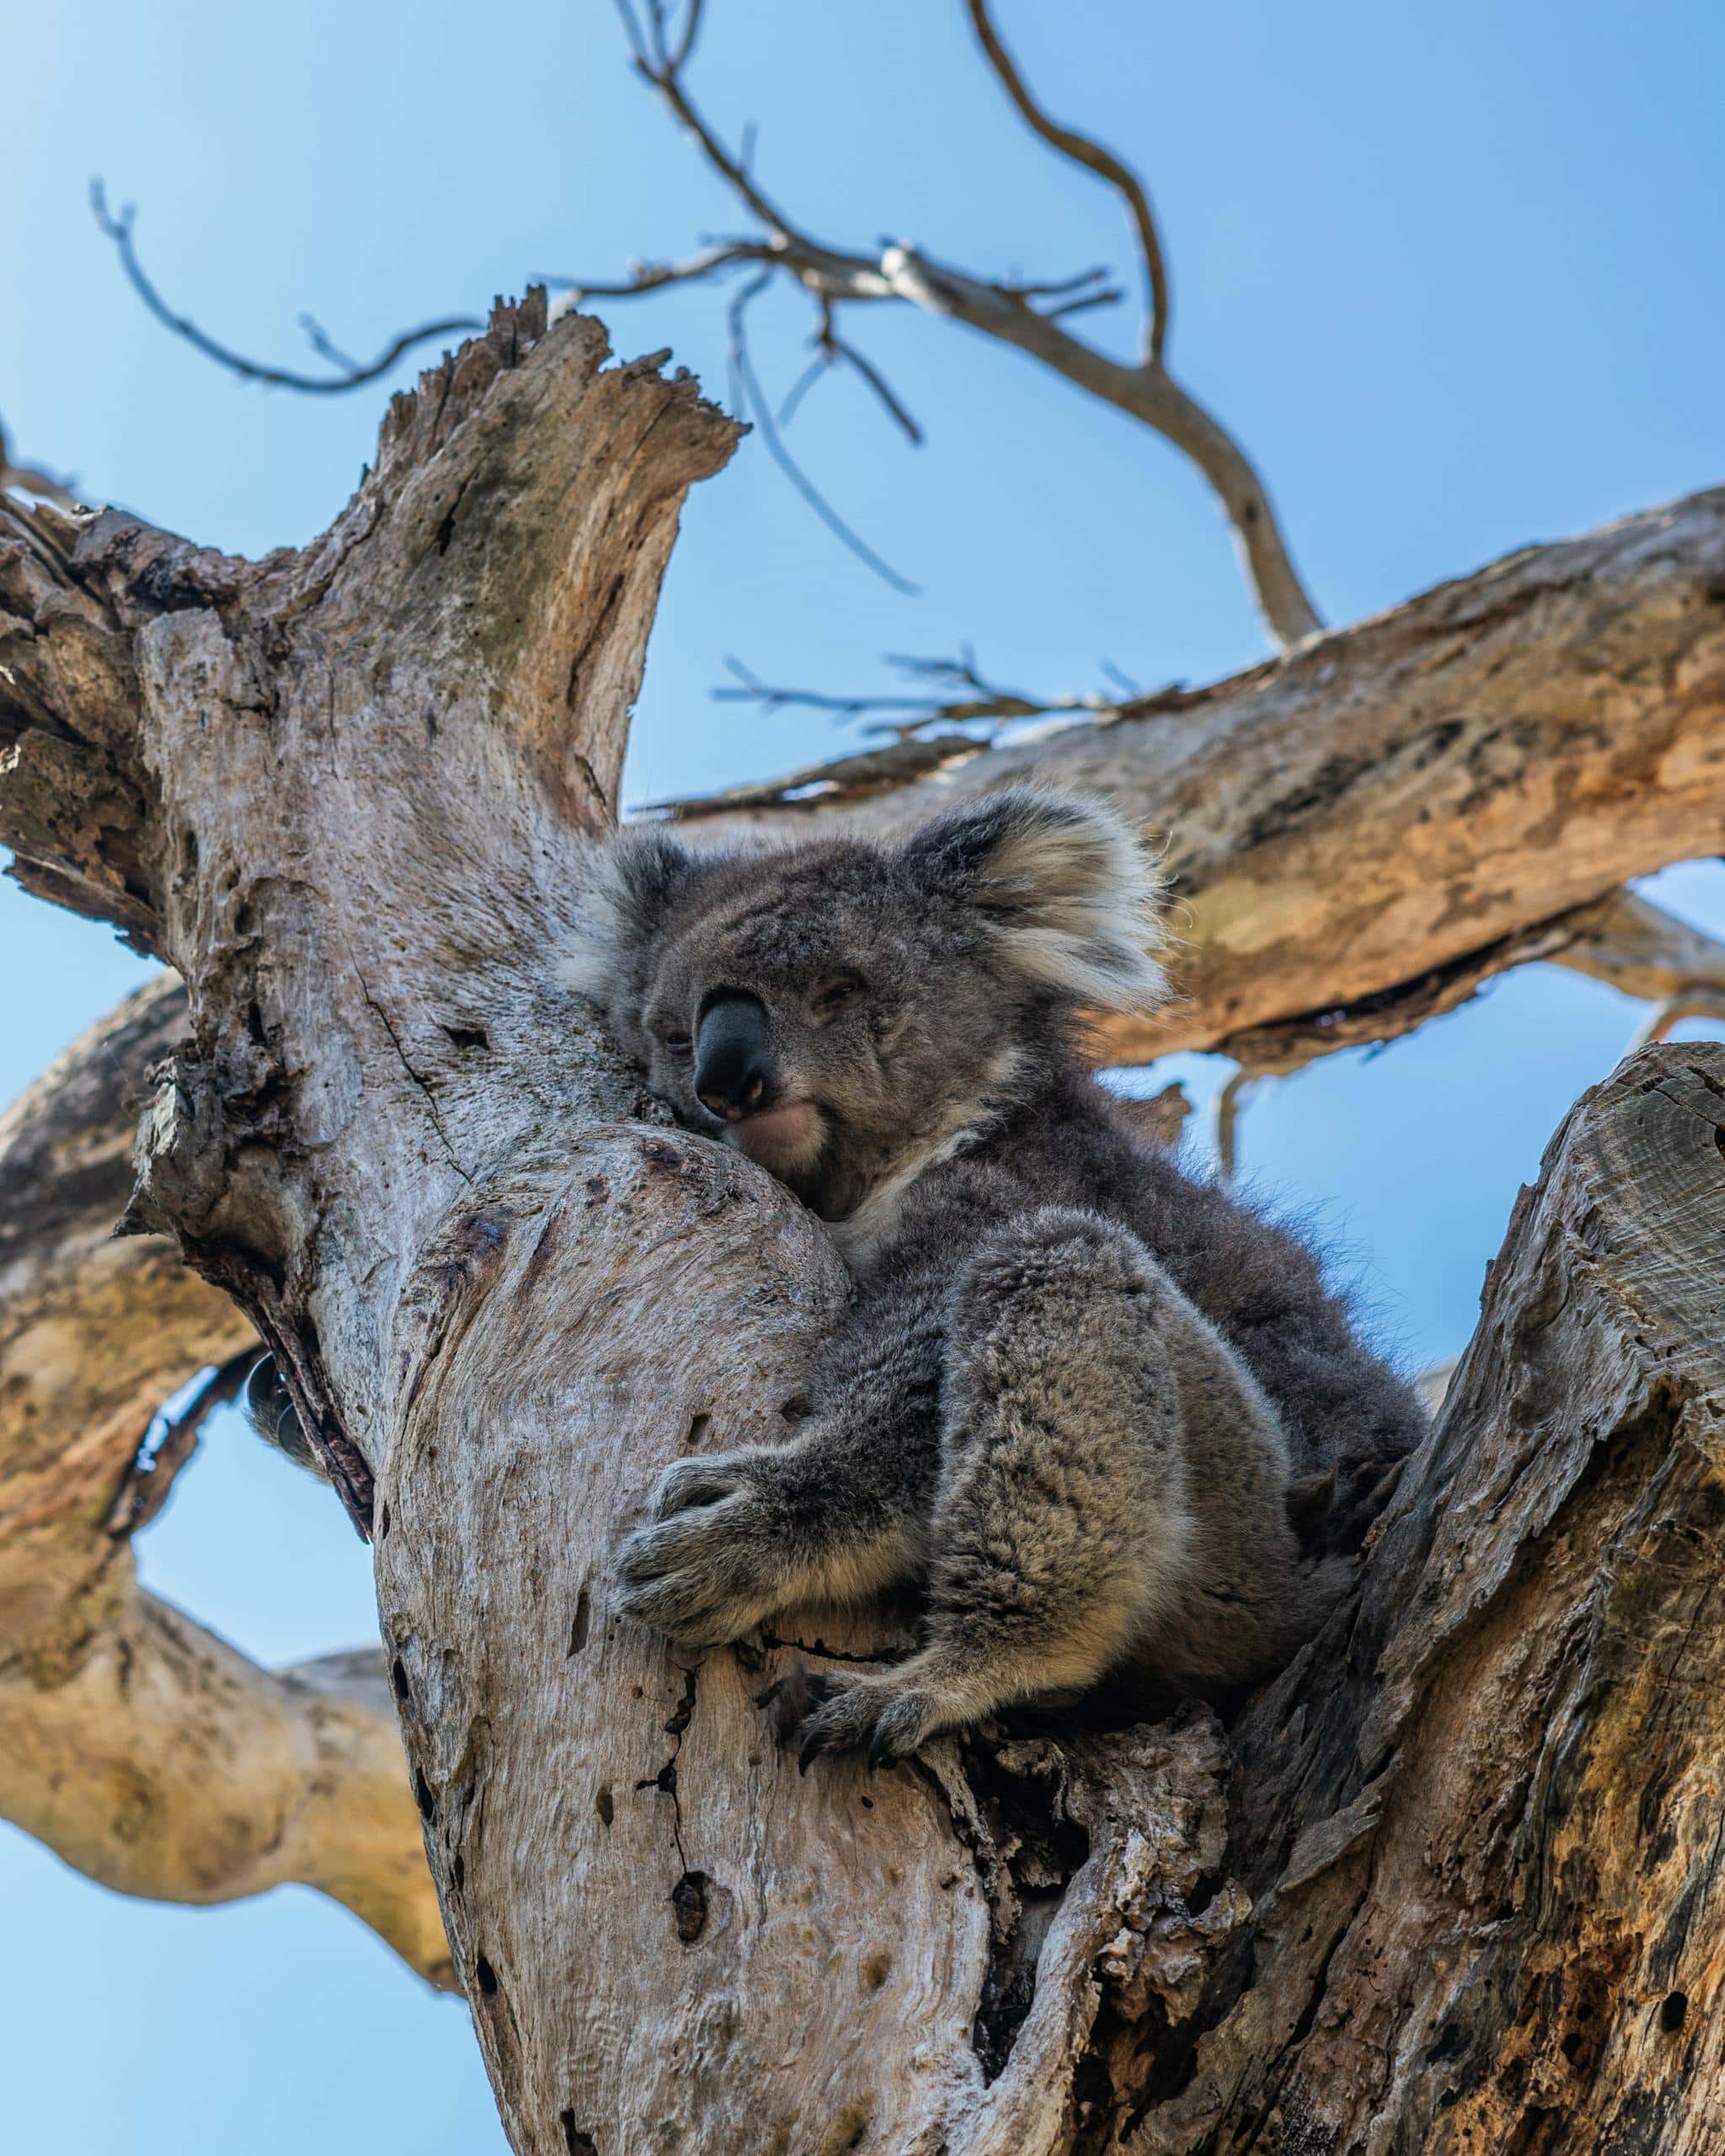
[662,1030,692,1057]
[811,974,865,1022]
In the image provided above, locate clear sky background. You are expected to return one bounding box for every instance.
[5,3,1723,2148]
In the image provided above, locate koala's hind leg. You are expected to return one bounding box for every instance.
[799,1207,1196,1766]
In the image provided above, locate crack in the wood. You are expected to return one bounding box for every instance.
[356,975,473,1185]
[759,1628,899,1665]
[635,1663,699,1876]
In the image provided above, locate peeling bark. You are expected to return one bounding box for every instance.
[4,296,1724,2150]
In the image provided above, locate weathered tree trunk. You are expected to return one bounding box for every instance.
[3,297,1723,2151]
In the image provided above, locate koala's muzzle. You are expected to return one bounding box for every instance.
[694,991,776,1120]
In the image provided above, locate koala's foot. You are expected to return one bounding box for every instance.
[612,1448,790,1650]
[796,1655,978,1769]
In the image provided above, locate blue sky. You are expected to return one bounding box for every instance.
[4,3,1723,2148]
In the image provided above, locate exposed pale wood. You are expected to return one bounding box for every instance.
[668,488,1725,1067]
[0,979,449,1983]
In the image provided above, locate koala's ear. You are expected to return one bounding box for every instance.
[556,828,706,1008]
[903,788,1168,1013]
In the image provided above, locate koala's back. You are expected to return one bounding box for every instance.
[879,1067,1425,1495]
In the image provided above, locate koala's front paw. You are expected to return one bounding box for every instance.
[613,1449,789,1650]
[796,1667,947,1771]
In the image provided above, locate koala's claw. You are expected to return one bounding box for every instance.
[650,1450,765,1521]
[795,1668,943,1769]
[612,1492,779,1649]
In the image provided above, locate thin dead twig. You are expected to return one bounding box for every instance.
[90,181,481,394]
[714,647,1152,738]
[724,274,920,594]
[964,0,1170,364]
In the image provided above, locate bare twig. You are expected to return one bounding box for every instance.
[774,298,925,445]
[613,0,798,235]
[90,182,481,394]
[541,238,772,303]
[825,326,925,445]
[964,0,1171,364]
[713,647,1166,736]
[724,272,920,594]
[548,1,1322,647]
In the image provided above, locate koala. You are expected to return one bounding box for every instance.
[568,787,1426,1766]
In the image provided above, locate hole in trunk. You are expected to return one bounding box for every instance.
[671,1870,711,1945]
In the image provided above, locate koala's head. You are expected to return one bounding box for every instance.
[561,789,1167,1217]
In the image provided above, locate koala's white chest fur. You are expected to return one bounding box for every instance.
[823,1045,1028,1271]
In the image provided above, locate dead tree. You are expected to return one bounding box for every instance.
[3,278,1725,2150]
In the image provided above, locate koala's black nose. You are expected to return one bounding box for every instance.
[694,992,775,1120]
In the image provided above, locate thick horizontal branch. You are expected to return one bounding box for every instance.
[0,979,449,1984]
[665,486,1725,1064]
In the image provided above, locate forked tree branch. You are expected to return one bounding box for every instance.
[89,3,1319,644]
[558,0,1322,643]
[0,979,450,1985]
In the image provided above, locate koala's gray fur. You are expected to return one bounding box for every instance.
[572,788,1426,1763]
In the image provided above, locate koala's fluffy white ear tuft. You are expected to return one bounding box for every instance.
[556,828,703,1009]
[904,788,1169,1013]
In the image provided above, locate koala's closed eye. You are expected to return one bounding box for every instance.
[811,974,866,1022]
